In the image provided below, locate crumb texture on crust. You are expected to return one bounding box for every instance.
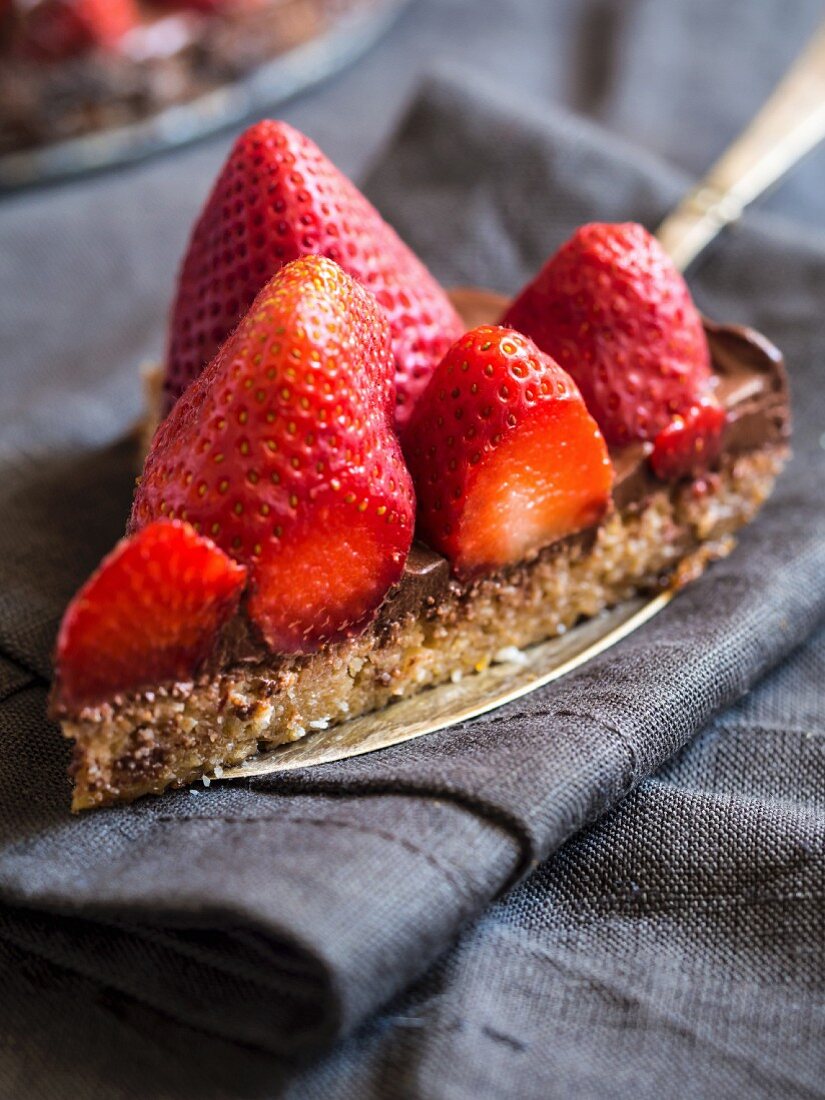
[64,446,787,810]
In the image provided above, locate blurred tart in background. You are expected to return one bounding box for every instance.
[0,0,389,157]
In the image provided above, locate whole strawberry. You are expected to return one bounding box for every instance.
[404,325,613,578]
[15,0,138,62]
[163,120,463,427]
[134,256,414,653]
[53,520,246,711]
[502,223,712,447]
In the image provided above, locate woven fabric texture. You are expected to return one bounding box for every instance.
[0,3,824,1096]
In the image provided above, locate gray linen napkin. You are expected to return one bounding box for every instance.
[0,70,823,1070]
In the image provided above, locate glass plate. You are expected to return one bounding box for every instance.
[0,0,411,191]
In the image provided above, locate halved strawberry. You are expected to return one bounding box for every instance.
[163,119,463,427]
[16,0,138,62]
[502,223,712,447]
[404,325,613,578]
[133,255,415,653]
[53,520,246,711]
[650,396,727,481]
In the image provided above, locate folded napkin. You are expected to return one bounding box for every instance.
[1,70,824,1082]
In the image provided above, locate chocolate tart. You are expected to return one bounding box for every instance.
[0,0,380,158]
[52,288,790,810]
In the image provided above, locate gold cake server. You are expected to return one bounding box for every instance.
[219,23,825,782]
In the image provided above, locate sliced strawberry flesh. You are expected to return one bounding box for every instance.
[247,490,409,652]
[459,403,613,575]
[54,520,246,711]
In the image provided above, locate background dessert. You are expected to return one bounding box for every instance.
[0,0,405,183]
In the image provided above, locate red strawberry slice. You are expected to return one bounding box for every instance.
[53,520,246,711]
[502,222,712,447]
[134,255,415,653]
[163,119,463,427]
[404,325,613,578]
[650,396,727,481]
[16,0,138,62]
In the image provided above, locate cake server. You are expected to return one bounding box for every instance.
[219,22,825,781]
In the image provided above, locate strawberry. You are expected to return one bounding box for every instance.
[53,520,246,711]
[404,325,613,579]
[133,255,415,653]
[162,120,463,427]
[650,395,726,481]
[16,0,138,62]
[502,223,712,447]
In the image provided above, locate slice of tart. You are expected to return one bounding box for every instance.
[49,131,790,811]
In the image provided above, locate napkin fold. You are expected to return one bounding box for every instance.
[1,70,824,1058]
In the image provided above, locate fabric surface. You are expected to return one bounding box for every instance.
[1,2,825,1097]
